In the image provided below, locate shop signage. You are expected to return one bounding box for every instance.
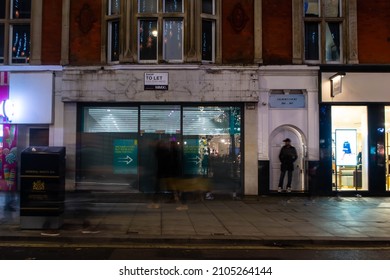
[113,139,138,174]
[269,94,305,108]
[144,72,169,90]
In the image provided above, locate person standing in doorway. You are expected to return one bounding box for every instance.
[278,138,298,193]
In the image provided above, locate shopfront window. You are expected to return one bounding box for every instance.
[183,106,241,194]
[77,104,242,194]
[78,106,139,187]
[331,106,368,191]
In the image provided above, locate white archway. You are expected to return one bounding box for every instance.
[269,125,308,192]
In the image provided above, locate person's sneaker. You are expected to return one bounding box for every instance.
[286,187,291,193]
[176,205,188,211]
[205,192,214,200]
[277,187,282,193]
[40,230,60,237]
[82,229,101,234]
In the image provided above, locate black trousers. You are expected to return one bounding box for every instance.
[278,169,292,189]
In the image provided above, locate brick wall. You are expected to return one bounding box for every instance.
[222,0,254,64]
[69,1,102,65]
[357,0,390,64]
[262,0,292,65]
[41,0,62,65]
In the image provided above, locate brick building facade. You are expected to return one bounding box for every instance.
[0,0,389,196]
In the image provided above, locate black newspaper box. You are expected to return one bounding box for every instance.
[20,146,66,229]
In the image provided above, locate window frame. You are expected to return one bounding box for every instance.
[105,0,121,63]
[102,0,221,64]
[136,0,185,63]
[0,0,32,65]
[302,0,345,64]
[201,0,216,63]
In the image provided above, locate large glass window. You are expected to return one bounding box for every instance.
[77,104,242,195]
[183,106,241,194]
[78,106,139,187]
[0,0,31,64]
[331,106,368,191]
[138,0,184,63]
[303,0,343,63]
[103,0,220,63]
[140,105,180,134]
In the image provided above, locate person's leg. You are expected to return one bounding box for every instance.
[286,170,293,190]
[278,170,286,190]
[176,192,189,210]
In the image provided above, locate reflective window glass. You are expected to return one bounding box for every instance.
[304,22,319,61]
[11,24,30,63]
[324,0,340,17]
[202,20,214,62]
[108,20,120,62]
[108,0,120,15]
[83,107,138,133]
[0,0,5,19]
[12,0,31,19]
[183,106,241,185]
[140,105,181,134]
[304,0,319,17]
[325,22,341,62]
[164,0,183,13]
[163,19,183,61]
[139,0,157,13]
[139,19,158,61]
[202,0,214,14]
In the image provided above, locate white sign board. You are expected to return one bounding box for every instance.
[9,72,53,124]
[144,72,169,90]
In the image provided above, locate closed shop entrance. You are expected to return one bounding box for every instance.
[77,104,242,195]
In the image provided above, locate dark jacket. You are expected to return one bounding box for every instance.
[279,145,298,171]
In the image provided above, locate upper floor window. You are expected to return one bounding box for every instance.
[138,0,184,63]
[0,0,31,64]
[103,0,220,64]
[303,0,343,64]
[201,0,216,62]
[106,0,120,63]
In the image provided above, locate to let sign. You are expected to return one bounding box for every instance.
[144,72,169,90]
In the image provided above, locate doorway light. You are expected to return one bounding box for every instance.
[329,72,346,97]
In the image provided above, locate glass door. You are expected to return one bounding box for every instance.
[138,105,181,193]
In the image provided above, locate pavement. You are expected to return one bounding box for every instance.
[1,191,390,247]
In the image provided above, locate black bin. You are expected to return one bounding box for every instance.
[20,146,66,229]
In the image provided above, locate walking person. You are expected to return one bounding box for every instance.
[278,138,298,193]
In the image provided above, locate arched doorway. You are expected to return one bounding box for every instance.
[269,126,307,192]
